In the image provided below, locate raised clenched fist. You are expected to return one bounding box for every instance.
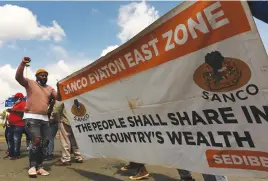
[22,57,31,65]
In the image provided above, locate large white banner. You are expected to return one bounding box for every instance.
[58,1,268,177]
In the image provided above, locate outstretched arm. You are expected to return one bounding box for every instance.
[15,57,31,87]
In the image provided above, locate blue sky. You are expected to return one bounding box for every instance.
[0,1,268,110]
[0,1,179,68]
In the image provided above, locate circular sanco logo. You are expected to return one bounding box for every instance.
[71,99,87,117]
[193,51,251,92]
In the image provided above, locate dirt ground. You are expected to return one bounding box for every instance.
[0,138,267,181]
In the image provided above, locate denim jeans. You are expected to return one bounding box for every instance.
[7,125,25,157]
[23,127,31,147]
[5,126,9,146]
[24,119,51,169]
[44,123,58,157]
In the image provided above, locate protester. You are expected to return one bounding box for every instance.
[52,101,83,166]
[4,93,26,160]
[43,98,59,161]
[43,122,58,161]
[120,162,149,180]
[15,57,60,177]
[3,109,10,154]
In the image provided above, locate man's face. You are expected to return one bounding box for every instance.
[37,72,48,85]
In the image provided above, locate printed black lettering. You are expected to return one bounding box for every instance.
[143,115,153,126]
[219,107,238,124]
[117,133,124,143]
[144,132,152,143]
[208,131,223,147]
[149,114,160,126]
[118,117,127,128]
[88,134,103,143]
[211,94,222,102]
[86,123,92,131]
[105,134,111,142]
[96,121,103,130]
[81,123,89,132]
[217,131,232,147]
[102,120,109,129]
[203,109,222,124]
[88,135,94,142]
[196,132,211,146]
[241,106,253,123]
[107,119,114,129]
[176,112,192,125]
[137,132,146,143]
[75,124,82,133]
[202,91,209,100]
[236,90,248,100]
[246,84,259,96]
[134,115,143,127]
[233,131,255,148]
[167,131,182,145]
[168,113,180,125]
[127,116,135,127]
[250,105,268,123]
[156,131,164,144]
[192,111,207,125]
[183,132,196,145]
[110,133,117,142]
[156,114,168,126]
[130,132,138,142]
[123,132,132,143]
[92,122,98,130]
[222,93,236,102]
[113,119,122,129]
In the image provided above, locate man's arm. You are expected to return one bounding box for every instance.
[15,57,31,87]
[50,101,64,123]
[7,109,24,117]
[7,109,24,113]
[51,83,62,101]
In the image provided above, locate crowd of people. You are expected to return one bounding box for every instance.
[1,56,230,181]
[0,1,267,180]
[1,57,229,181]
[2,57,84,178]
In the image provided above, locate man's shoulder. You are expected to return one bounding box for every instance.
[27,79,36,85]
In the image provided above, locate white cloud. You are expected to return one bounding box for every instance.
[99,1,159,57]
[45,59,89,89]
[51,45,68,58]
[100,45,119,57]
[91,8,99,14]
[0,4,66,46]
[7,42,18,49]
[117,1,159,43]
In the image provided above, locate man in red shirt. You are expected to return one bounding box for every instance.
[6,93,26,160]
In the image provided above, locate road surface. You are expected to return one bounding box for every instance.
[0,139,267,181]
